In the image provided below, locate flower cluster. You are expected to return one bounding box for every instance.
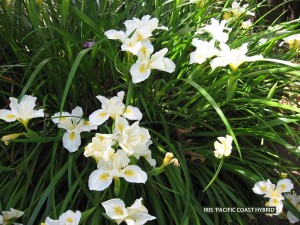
[190,18,262,71]
[252,178,294,215]
[104,15,175,83]
[84,92,154,191]
[0,208,24,225]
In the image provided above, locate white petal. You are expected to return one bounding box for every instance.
[45,217,60,225]
[121,38,142,55]
[104,30,126,42]
[51,112,70,124]
[162,58,176,73]
[252,181,269,195]
[276,179,294,193]
[123,106,143,121]
[89,109,110,125]
[30,108,44,118]
[148,48,168,70]
[59,210,81,225]
[62,132,81,152]
[88,169,113,191]
[0,109,17,122]
[101,198,128,220]
[130,63,151,84]
[71,106,83,118]
[121,165,147,183]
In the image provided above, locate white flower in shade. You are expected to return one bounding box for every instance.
[52,106,97,152]
[102,198,156,225]
[89,91,142,125]
[252,179,275,196]
[286,193,300,224]
[84,133,116,162]
[189,39,219,64]
[44,210,81,225]
[0,208,24,225]
[0,95,44,129]
[213,135,233,158]
[195,18,231,43]
[253,179,294,216]
[210,43,263,71]
[130,46,176,84]
[242,19,253,29]
[88,150,147,191]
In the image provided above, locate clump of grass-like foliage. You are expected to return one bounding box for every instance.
[0,0,299,224]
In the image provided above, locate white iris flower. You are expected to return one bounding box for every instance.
[89,91,142,125]
[210,43,263,71]
[101,198,156,225]
[43,210,81,225]
[0,95,44,129]
[88,150,147,191]
[195,18,231,43]
[52,106,97,152]
[213,135,233,158]
[189,39,219,65]
[0,208,24,225]
[130,46,175,83]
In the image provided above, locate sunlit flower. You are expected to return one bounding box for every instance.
[130,47,176,83]
[210,43,263,71]
[0,95,44,129]
[101,198,156,225]
[89,91,142,125]
[213,135,233,158]
[283,34,300,49]
[52,106,97,152]
[195,18,231,43]
[189,39,219,64]
[44,210,81,225]
[242,19,253,29]
[229,1,255,18]
[105,15,167,55]
[0,208,24,225]
[286,193,300,224]
[88,150,147,191]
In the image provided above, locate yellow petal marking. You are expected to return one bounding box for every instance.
[114,206,124,216]
[69,132,76,141]
[99,173,110,181]
[67,217,74,223]
[124,169,135,177]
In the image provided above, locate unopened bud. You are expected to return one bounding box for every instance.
[2,133,24,145]
[162,152,174,166]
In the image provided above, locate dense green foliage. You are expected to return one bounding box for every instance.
[0,0,299,224]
